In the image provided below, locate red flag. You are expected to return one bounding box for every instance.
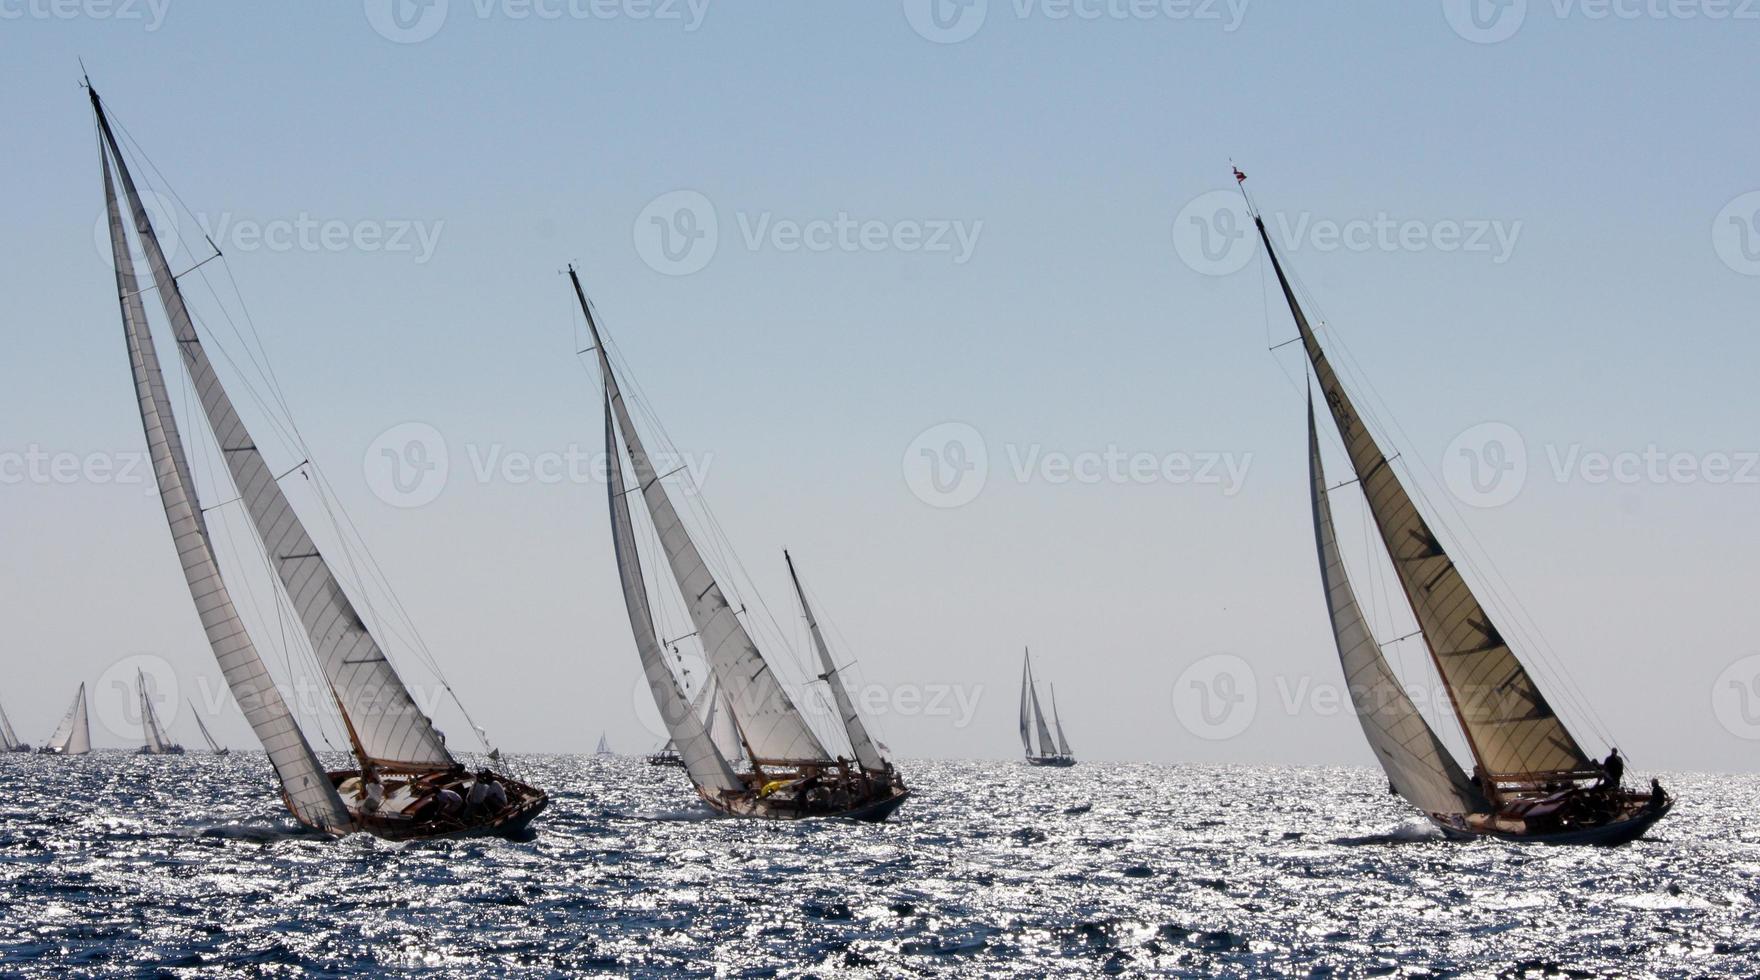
[1233,167,1248,184]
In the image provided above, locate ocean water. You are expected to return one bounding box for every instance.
[0,754,1753,977]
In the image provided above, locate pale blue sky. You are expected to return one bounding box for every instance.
[2,2,1757,773]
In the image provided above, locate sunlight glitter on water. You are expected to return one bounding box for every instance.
[0,754,1754,977]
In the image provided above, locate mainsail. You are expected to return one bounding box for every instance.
[1022,650,1055,756]
[1257,214,1594,782]
[138,670,173,753]
[0,701,20,750]
[1307,401,1487,816]
[785,552,886,772]
[46,684,91,755]
[93,88,452,775]
[1017,656,1033,754]
[575,269,828,768]
[189,702,225,753]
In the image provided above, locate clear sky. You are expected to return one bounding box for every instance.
[3,1,1757,775]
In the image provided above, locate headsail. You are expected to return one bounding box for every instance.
[1256,214,1593,781]
[574,269,828,766]
[0,701,19,750]
[94,90,352,830]
[785,552,886,772]
[1050,685,1072,759]
[601,384,743,794]
[93,89,452,774]
[138,670,172,753]
[1307,399,1487,816]
[46,684,91,755]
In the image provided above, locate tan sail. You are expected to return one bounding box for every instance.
[1258,215,1592,782]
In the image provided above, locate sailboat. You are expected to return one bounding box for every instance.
[572,267,909,822]
[1019,649,1075,767]
[135,670,185,755]
[39,684,91,756]
[0,699,31,752]
[88,81,545,839]
[1244,175,1672,844]
[189,701,229,756]
[595,733,615,757]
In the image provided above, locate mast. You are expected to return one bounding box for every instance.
[91,86,451,775]
[1251,189,1593,785]
[785,551,886,772]
[571,267,827,767]
[1307,398,1487,816]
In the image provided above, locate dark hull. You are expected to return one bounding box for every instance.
[1432,794,1672,847]
[297,769,549,842]
[646,754,685,768]
[701,784,911,823]
[1026,756,1077,768]
[138,746,186,755]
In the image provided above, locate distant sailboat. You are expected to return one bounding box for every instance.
[136,670,185,755]
[595,733,615,757]
[572,267,909,821]
[189,701,229,757]
[88,80,545,839]
[0,699,31,752]
[1019,649,1075,767]
[40,684,91,756]
[1244,174,1671,844]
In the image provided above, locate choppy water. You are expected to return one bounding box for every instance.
[0,755,1754,977]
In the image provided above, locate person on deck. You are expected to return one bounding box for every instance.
[363,779,385,814]
[466,776,491,814]
[435,787,464,819]
[1647,778,1667,812]
[1601,748,1624,789]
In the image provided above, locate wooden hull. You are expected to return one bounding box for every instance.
[1431,791,1672,847]
[1026,755,1077,768]
[297,769,549,842]
[138,746,185,755]
[699,783,911,823]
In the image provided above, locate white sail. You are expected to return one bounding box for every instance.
[95,103,352,831]
[1257,215,1593,781]
[1026,655,1055,756]
[1018,654,1034,755]
[1308,400,1487,816]
[596,733,613,755]
[0,701,19,750]
[786,553,886,772]
[1051,685,1072,758]
[95,94,451,774]
[602,389,743,794]
[577,274,828,766]
[46,684,91,755]
[138,670,172,753]
[190,703,224,753]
